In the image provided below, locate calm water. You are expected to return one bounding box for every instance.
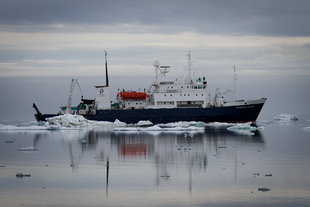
[0,119,310,207]
[0,74,309,206]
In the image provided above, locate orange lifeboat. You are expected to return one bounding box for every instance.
[119,91,147,100]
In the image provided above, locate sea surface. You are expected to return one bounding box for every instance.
[0,75,310,207]
[0,115,310,207]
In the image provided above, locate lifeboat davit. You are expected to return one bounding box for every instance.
[119,91,147,100]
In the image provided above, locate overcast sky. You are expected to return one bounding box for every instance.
[0,0,310,78]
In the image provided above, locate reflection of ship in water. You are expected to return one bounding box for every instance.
[80,130,264,162]
[76,129,264,193]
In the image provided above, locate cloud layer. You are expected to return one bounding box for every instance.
[0,0,310,77]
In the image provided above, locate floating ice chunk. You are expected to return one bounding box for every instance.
[46,114,89,127]
[0,123,48,131]
[142,125,162,131]
[113,127,138,131]
[46,126,61,130]
[227,122,257,131]
[227,122,257,136]
[112,124,204,132]
[274,113,298,122]
[136,120,153,126]
[205,122,234,127]
[157,121,205,128]
[303,127,310,132]
[113,119,127,127]
[18,146,38,151]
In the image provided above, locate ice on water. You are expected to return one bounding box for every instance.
[45,114,89,127]
[17,146,38,151]
[227,122,259,136]
[0,114,265,134]
[303,127,310,132]
[274,113,299,122]
[0,114,206,132]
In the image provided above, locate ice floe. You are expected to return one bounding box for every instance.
[114,125,205,132]
[113,119,127,127]
[205,122,234,127]
[136,120,153,126]
[303,127,310,132]
[0,123,48,131]
[274,113,299,122]
[46,114,89,127]
[157,121,206,128]
[0,114,266,134]
[18,146,38,151]
[227,122,260,136]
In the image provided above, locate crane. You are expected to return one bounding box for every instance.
[65,79,83,114]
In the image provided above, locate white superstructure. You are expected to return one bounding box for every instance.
[117,51,208,110]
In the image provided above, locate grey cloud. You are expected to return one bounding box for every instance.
[0,0,310,36]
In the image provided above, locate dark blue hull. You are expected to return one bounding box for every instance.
[35,101,265,124]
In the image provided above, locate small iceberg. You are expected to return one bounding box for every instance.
[113,119,127,127]
[227,122,258,136]
[136,120,153,127]
[113,124,205,132]
[18,146,38,151]
[46,114,89,127]
[0,123,47,131]
[157,121,205,128]
[274,113,298,122]
[303,127,310,132]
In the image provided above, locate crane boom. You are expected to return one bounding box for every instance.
[65,78,83,114]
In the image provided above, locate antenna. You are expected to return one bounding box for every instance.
[105,50,109,87]
[153,61,160,85]
[234,66,237,102]
[187,51,192,84]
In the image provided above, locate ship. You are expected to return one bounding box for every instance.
[33,51,266,124]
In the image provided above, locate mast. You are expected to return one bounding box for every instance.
[187,51,192,84]
[153,61,160,85]
[234,66,237,102]
[105,50,109,87]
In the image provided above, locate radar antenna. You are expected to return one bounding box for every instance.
[159,65,170,76]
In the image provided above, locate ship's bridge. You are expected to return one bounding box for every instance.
[148,78,208,109]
